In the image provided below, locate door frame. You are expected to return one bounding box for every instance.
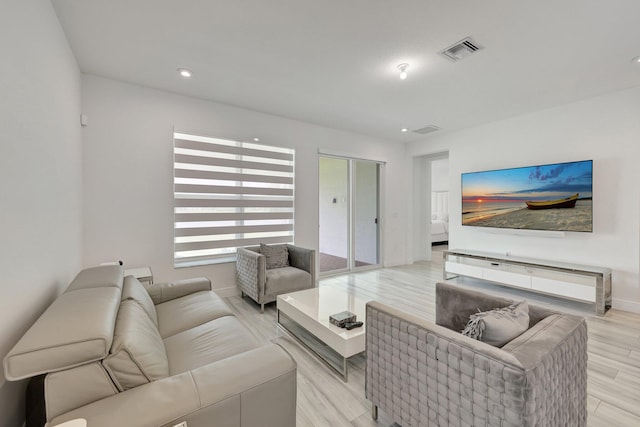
[318,153,385,276]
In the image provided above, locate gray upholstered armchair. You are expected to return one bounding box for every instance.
[366,282,587,427]
[236,244,316,312]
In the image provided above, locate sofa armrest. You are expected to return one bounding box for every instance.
[287,245,316,284]
[145,277,211,304]
[189,343,296,426]
[49,343,297,427]
[236,248,266,299]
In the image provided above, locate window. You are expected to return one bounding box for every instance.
[173,132,295,266]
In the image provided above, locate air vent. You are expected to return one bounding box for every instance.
[439,37,482,62]
[412,125,441,135]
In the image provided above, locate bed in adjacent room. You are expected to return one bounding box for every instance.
[431,191,449,244]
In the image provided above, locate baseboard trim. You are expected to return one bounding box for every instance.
[213,286,241,298]
[612,298,640,314]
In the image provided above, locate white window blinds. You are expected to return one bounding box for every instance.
[173,132,294,266]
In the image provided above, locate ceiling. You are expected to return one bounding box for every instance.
[51,0,640,143]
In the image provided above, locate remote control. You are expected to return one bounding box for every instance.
[344,321,363,330]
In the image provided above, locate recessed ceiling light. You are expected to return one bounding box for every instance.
[253,137,260,142]
[401,128,408,132]
[177,68,193,78]
[633,56,640,66]
[397,63,409,80]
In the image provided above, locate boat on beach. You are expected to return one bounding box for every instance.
[525,193,579,210]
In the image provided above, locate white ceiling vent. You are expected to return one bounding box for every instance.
[412,125,441,135]
[439,37,482,62]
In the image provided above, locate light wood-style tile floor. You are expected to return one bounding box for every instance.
[224,248,640,426]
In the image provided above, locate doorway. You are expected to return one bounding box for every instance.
[318,156,382,274]
[412,152,449,262]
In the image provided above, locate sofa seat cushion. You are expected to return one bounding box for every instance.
[155,291,234,339]
[103,300,169,391]
[163,316,260,375]
[265,267,312,298]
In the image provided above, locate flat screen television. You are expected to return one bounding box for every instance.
[461,160,593,232]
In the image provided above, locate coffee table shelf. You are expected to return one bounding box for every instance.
[276,287,367,381]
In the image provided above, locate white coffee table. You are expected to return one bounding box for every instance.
[276,287,368,381]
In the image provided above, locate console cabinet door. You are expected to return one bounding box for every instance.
[483,264,532,289]
[531,270,596,302]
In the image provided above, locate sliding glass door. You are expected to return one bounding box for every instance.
[319,156,381,274]
[353,160,379,267]
[319,157,349,272]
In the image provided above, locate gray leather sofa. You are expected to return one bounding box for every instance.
[236,244,315,312]
[4,265,297,427]
[366,282,587,427]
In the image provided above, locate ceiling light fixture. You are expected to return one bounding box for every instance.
[253,137,260,142]
[401,128,408,132]
[397,63,409,80]
[177,68,193,78]
[633,56,640,66]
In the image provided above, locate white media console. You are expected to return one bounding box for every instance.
[443,249,612,315]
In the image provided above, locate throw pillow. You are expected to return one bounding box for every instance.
[461,300,529,347]
[260,243,289,269]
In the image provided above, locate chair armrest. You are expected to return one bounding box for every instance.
[145,277,211,304]
[502,313,587,369]
[287,245,316,284]
[502,314,588,424]
[236,248,266,299]
[49,344,297,427]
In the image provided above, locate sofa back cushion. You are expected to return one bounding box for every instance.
[3,287,121,381]
[66,265,124,292]
[260,243,290,269]
[103,300,168,391]
[436,281,557,332]
[121,275,158,326]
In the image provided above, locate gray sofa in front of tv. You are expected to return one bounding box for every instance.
[4,265,297,427]
[366,282,587,426]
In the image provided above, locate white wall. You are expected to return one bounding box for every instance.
[0,1,83,425]
[81,75,407,292]
[431,157,449,192]
[408,86,640,312]
[430,157,450,219]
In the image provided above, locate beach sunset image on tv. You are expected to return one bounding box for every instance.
[462,160,593,232]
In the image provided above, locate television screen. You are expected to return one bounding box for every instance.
[461,160,593,232]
